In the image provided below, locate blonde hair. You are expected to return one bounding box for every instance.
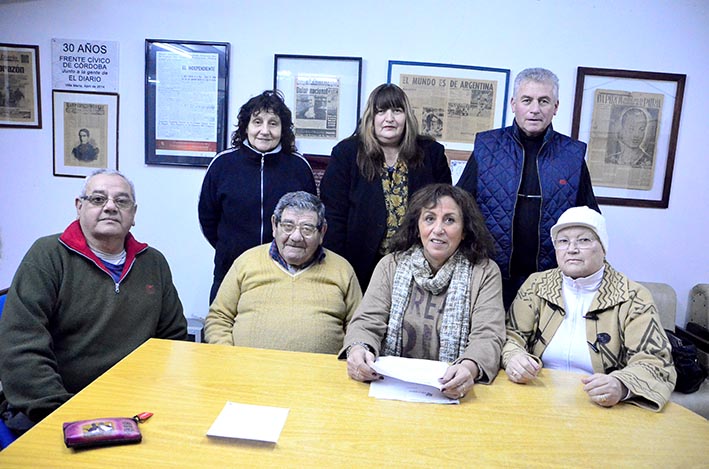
[356,84,426,181]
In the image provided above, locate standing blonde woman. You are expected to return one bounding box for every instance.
[320,84,451,289]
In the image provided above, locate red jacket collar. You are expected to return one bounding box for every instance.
[59,220,148,279]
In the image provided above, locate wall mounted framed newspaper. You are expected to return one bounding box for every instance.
[0,43,42,128]
[52,90,118,178]
[387,60,510,184]
[571,67,686,208]
[274,54,362,157]
[145,39,230,167]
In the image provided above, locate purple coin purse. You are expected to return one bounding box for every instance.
[63,412,152,449]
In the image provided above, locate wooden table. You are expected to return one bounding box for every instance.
[1,339,707,467]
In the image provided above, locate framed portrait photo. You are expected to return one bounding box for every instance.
[52,90,119,178]
[274,54,362,157]
[572,67,686,208]
[387,60,510,159]
[0,43,42,128]
[145,39,230,167]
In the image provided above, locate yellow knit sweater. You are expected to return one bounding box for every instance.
[205,244,362,354]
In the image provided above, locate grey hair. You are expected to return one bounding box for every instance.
[513,68,559,102]
[273,191,326,229]
[80,169,136,202]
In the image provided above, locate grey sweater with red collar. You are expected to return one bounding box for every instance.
[0,220,186,424]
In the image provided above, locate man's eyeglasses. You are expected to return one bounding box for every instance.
[553,237,597,250]
[81,194,135,210]
[278,221,319,238]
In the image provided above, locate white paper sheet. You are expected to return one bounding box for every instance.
[369,356,459,404]
[207,401,289,443]
[369,376,459,404]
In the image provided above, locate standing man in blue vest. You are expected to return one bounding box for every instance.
[457,68,599,310]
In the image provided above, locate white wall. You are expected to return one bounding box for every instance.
[1,0,707,325]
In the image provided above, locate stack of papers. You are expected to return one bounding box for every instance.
[370,356,459,404]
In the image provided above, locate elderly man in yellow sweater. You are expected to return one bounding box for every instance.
[204,191,362,353]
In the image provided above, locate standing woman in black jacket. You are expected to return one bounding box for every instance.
[199,90,317,303]
[320,84,451,290]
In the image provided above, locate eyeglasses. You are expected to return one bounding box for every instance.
[553,237,597,250]
[81,193,135,210]
[278,221,319,238]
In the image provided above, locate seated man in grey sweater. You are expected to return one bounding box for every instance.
[0,169,187,436]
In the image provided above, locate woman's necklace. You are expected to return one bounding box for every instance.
[383,148,399,168]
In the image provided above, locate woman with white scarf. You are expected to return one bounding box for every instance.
[341,184,505,400]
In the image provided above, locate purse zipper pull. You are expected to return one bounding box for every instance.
[133,412,153,423]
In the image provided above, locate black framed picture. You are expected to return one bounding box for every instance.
[572,67,686,208]
[274,54,362,157]
[388,60,510,183]
[0,43,42,128]
[145,39,230,167]
[53,90,119,178]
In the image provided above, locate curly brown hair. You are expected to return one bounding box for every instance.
[230,90,297,153]
[388,184,495,265]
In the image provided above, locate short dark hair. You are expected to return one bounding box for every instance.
[230,90,297,153]
[273,191,326,229]
[388,184,495,265]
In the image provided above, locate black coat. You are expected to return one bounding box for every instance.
[319,136,451,289]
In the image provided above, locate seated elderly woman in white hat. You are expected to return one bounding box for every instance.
[501,206,676,411]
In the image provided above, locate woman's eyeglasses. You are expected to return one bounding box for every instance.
[553,237,597,250]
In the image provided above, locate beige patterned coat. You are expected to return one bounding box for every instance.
[502,262,676,411]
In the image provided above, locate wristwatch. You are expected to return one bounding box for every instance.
[346,341,373,358]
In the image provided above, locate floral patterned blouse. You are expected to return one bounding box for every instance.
[379,159,408,254]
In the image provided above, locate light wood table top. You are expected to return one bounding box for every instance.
[2,338,707,467]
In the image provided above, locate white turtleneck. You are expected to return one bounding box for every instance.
[542,265,605,374]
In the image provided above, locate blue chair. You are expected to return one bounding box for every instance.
[0,287,18,450]
[0,422,14,450]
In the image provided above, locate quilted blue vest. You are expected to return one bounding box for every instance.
[474,123,587,278]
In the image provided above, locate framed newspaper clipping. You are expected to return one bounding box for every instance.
[388,60,510,181]
[145,39,230,167]
[274,54,362,157]
[572,67,686,208]
[1,43,42,128]
[53,90,118,178]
